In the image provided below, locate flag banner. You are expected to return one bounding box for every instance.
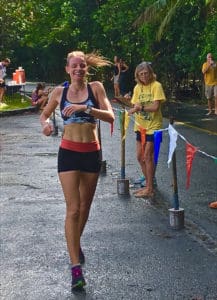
[114,106,217,182]
[122,110,130,140]
[167,124,178,166]
[154,130,163,165]
[186,142,198,189]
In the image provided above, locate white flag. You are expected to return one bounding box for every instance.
[167,124,178,166]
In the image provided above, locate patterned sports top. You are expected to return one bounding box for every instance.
[60,84,98,125]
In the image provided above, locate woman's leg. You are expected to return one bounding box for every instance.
[79,172,99,237]
[143,141,154,193]
[136,141,147,178]
[134,141,154,196]
[133,141,147,194]
[58,170,99,265]
[38,96,48,109]
[58,170,81,265]
[114,83,120,97]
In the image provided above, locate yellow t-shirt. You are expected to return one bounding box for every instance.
[131,81,166,134]
[202,62,217,85]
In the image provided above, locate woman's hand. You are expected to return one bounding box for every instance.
[62,104,86,117]
[42,122,54,136]
[128,103,142,115]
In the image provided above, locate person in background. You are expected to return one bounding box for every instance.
[0,58,11,104]
[40,50,114,291]
[111,55,120,98]
[128,62,166,198]
[119,59,129,96]
[202,53,217,115]
[31,82,50,109]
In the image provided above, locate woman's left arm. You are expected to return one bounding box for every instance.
[89,81,115,124]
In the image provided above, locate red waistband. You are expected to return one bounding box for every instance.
[60,139,100,152]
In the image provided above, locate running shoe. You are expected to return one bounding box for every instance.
[71,264,86,291]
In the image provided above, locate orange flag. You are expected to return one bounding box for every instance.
[186,142,198,189]
[139,126,146,158]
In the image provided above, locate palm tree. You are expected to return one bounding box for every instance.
[134,0,217,41]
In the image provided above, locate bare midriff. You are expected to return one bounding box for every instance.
[63,123,98,143]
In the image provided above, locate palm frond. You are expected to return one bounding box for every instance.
[133,0,168,27]
[156,0,182,40]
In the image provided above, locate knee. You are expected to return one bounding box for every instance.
[137,153,144,164]
[143,152,153,162]
[80,201,91,215]
[66,207,80,221]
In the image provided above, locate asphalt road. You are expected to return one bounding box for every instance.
[0,97,217,299]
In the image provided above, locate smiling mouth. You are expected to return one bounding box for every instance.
[74,71,84,76]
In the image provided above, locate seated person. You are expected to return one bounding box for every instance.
[31,82,50,109]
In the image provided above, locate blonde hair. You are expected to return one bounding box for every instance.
[66,50,111,67]
[135,62,156,84]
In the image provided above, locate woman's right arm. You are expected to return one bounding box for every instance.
[40,87,62,136]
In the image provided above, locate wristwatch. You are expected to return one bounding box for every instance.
[85,105,92,114]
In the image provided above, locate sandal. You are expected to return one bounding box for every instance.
[134,189,154,198]
[132,187,145,195]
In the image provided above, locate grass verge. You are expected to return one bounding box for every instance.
[0,93,32,111]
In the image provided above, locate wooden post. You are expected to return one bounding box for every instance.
[170,117,179,210]
[169,117,184,229]
[120,111,125,179]
[117,110,129,195]
[98,120,107,174]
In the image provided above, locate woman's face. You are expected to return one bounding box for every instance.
[66,56,88,81]
[137,68,150,85]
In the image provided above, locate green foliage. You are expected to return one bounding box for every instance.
[1,0,216,98]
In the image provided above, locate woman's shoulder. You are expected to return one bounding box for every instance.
[49,85,64,103]
[53,85,64,93]
[152,80,163,88]
[88,81,104,90]
[134,83,141,91]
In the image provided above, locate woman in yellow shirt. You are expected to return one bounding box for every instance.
[202,53,217,115]
[128,62,165,198]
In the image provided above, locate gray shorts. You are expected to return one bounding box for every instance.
[205,85,217,99]
[114,75,119,84]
